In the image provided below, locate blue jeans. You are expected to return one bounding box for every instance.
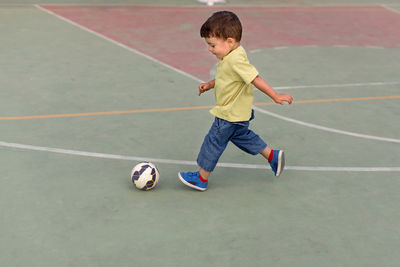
[197,110,267,172]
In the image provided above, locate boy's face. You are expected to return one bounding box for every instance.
[204,36,238,60]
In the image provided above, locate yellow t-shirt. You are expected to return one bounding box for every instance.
[210,45,259,122]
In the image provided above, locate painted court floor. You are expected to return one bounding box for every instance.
[1,1,400,266]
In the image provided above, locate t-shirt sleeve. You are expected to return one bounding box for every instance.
[231,58,259,85]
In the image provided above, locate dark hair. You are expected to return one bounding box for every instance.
[200,11,242,41]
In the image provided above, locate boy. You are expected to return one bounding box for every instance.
[179,11,293,191]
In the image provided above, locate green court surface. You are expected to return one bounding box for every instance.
[1,1,399,266]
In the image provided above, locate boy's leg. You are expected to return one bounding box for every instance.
[179,117,234,191]
[231,125,285,176]
[199,168,211,180]
[260,146,272,160]
[196,117,234,173]
[230,123,267,156]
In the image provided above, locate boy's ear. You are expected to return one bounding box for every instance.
[226,37,236,46]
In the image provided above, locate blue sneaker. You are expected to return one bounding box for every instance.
[178,171,208,191]
[269,150,285,177]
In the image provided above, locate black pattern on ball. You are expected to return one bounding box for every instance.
[141,185,148,191]
[132,171,140,181]
[139,165,150,174]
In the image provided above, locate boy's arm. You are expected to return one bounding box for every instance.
[198,79,215,96]
[252,75,293,104]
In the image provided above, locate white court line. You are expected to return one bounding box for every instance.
[381,4,400,14]
[274,81,400,90]
[253,106,400,143]
[1,141,399,172]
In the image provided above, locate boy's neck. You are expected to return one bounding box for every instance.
[231,42,240,52]
[224,42,240,59]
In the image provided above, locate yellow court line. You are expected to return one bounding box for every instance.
[0,105,214,120]
[1,95,399,121]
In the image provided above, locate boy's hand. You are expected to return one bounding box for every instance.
[252,76,293,104]
[273,93,293,105]
[198,80,215,96]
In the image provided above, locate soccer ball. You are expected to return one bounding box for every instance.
[130,162,159,190]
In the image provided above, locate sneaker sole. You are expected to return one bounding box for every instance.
[178,172,207,191]
[275,150,285,177]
